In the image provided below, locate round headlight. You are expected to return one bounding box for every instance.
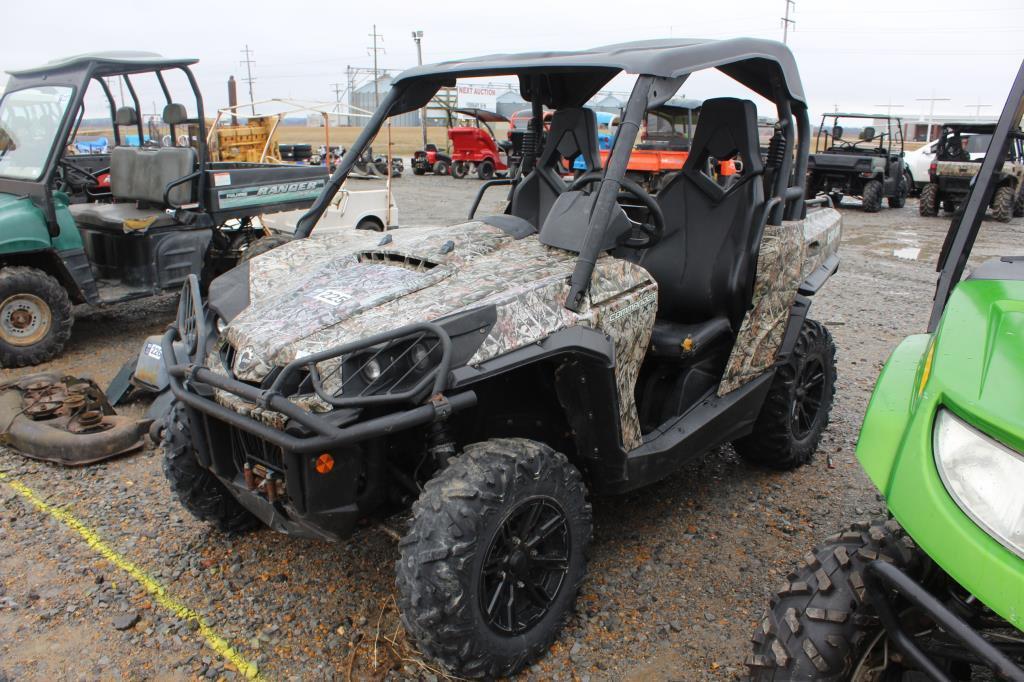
[411,343,430,371]
[934,408,1024,559]
[362,358,382,383]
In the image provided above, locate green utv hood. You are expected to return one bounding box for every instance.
[208,221,652,384]
[856,274,1024,630]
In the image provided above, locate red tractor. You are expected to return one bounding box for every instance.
[448,108,512,179]
[410,143,453,175]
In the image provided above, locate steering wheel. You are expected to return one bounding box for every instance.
[567,170,665,249]
[58,159,104,187]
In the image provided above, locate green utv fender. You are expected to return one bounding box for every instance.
[0,191,84,254]
[855,333,931,493]
[857,280,1024,630]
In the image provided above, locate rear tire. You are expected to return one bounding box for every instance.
[162,403,259,534]
[477,159,495,180]
[747,518,921,680]
[0,266,73,368]
[887,172,908,208]
[240,234,292,262]
[1014,188,1024,217]
[397,438,591,679]
[861,179,883,212]
[355,217,383,231]
[433,160,450,176]
[918,182,938,217]
[733,319,836,470]
[992,185,1015,223]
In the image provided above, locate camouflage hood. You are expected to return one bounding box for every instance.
[216,221,594,382]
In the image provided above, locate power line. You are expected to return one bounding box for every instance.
[781,0,796,44]
[965,100,992,118]
[873,100,904,117]
[240,44,256,115]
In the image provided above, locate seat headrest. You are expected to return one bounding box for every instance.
[537,108,601,171]
[860,126,875,141]
[163,103,188,125]
[680,98,763,201]
[114,106,138,126]
[832,125,844,140]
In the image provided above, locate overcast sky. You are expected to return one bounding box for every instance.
[2,0,1022,121]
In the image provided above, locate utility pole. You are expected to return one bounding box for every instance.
[781,0,796,44]
[240,44,256,115]
[368,25,385,109]
[330,82,345,126]
[965,99,991,119]
[412,30,427,147]
[346,66,356,126]
[916,93,950,141]
[873,100,904,117]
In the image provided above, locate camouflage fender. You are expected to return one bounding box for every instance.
[718,207,841,396]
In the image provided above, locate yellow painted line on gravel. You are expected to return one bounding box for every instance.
[0,470,262,680]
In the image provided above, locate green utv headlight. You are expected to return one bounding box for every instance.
[934,409,1024,559]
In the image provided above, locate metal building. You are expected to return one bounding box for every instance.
[349,74,420,127]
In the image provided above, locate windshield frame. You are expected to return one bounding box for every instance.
[0,84,77,182]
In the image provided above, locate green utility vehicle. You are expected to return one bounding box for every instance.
[748,61,1024,680]
[0,53,326,367]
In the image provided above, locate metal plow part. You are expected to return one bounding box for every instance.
[0,373,151,466]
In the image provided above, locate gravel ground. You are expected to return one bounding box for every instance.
[0,173,1021,681]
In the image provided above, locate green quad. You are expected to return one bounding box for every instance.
[919,121,1024,222]
[748,60,1024,680]
[0,53,327,367]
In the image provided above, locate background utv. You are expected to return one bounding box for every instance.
[160,38,842,678]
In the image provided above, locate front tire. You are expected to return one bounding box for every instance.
[397,438,592,679]
[992,185,1015,223]
[451,161,468,178]
[861,179,883,212]
[240,234,292,262]
[747,518,921,680]
[433,159,450,176]
[0,266,73,368]
[919,182,938,216]
[477,159,495,180]
[162,403,260,533]
[734,319,836,470]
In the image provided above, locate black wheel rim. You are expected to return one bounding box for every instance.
[791,356,826,439]
[479,496,570,636]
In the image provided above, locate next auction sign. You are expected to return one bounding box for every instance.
[456,84,497,111]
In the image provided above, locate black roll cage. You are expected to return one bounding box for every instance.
[931,58,1024,331]
[0,57,209,237]
[816,112,905,157]
[295,50,811,311]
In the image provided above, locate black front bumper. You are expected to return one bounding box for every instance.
[865,561,1024,680]
[161,280,477,539]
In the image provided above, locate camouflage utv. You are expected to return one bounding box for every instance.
[160,38,842,678]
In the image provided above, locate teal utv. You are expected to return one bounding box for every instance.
[0,52,326,366]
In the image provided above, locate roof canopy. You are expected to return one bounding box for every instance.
[390,38,805,114]
[7,52,198,78]
[824,112,900,120]
[452,108,508,123]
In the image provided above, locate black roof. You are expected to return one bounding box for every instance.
[390,38,805,112]
[7,52,198,78]
[940,122,999,133]
[824,112,902,121]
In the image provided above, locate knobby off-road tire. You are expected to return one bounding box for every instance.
[162,403,260,533]
[918,182,939,217]
[887,173,909,208]
[734,319,836,470]
[397,438,592,679]
[992,185,1015,223]
[240,234,293,262]
[0,266,73,368]
[747,518,921,680]
[433,159,450,176]
[477,159,495,180]
[1014,188,1024,218]
[861,179,883,213]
